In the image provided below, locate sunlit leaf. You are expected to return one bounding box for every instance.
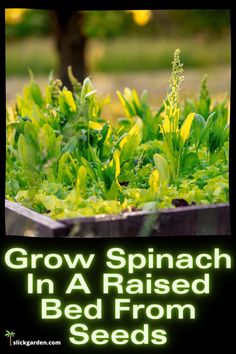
[149,170,159,193]
[76,165,87,198]
[89,121,103,130]
[180,112,195,144]
[153,153,170,184]
[62,89,77,112]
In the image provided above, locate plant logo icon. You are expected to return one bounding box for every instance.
[5,330,16,346]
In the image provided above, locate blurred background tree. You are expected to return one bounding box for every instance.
[5,9,230,114]
[5,9,230,40]
[6,9,230,77]
[50,11,86,87]
[6,9,156,85]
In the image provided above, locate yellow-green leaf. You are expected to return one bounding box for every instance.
[18,134,27,165]
[132,89,141,109]
[113,150,120,180]
[106,180,120,200]
[76,165,87,198]
[180,112,195,144]
[116,89,136,117]
[153,153,170,184]
[62,89,76,112]
[149,170,159,193]
[88,121,103,130]
[119,117,143,162]
[161,114,171,134]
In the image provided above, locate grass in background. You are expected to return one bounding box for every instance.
[6,35,230,77]
[88,37,231,72]
[6,38,57,76]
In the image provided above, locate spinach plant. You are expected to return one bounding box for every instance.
[6,50,229,219]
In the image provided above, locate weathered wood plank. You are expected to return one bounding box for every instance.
[61,203,231,237]
[5,200,230,237]
[5,200,68,237]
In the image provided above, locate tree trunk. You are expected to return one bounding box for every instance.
[50,10,87,88]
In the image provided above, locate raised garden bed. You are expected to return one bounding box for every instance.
[5,200,230,237]
[6,50,230,236]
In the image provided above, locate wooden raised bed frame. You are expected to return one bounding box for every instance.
[5,200,230,237]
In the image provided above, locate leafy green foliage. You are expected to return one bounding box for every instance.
[6,51,229,219]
